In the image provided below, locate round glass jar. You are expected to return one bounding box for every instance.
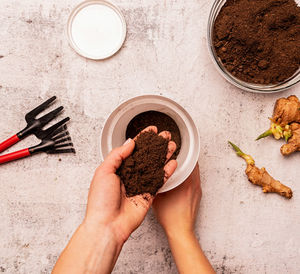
[207,0,300,93]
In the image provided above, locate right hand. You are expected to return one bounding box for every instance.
[153,164,215,274]
[152,163,201,238]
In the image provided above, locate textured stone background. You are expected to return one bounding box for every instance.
[0,0,300,273]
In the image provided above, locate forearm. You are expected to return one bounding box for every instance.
[53,222,123,274]
[167,231,215,274]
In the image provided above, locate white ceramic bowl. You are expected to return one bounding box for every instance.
[100,95,200,193]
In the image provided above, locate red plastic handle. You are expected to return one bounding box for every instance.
[0,135,20,153]
[0,148,30,164]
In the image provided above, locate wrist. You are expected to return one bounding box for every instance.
[80,219,125,248]
[58,221,124,273]
[164,229,215,274]
[164,225,195,241]
[53,220,125,274]
[165,227,196,244]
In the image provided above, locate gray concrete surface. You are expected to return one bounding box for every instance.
[0,0,300,273]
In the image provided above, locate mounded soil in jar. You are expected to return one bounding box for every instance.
[213,0,300,85]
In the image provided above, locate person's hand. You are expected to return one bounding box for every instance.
[153,163,201,238]
[53,126,178,274]
[153,164,215,274]
[84,126,178,244]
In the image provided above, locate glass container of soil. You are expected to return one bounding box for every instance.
[207,0,300,93]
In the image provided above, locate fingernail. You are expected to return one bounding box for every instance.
[123,138,132,146]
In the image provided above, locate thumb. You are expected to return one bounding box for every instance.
[100,138,135,174]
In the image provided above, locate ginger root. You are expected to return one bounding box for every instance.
[273,95,300,127]
[256,95,300,141]
[229,141,293,199]
[281,123,300,156]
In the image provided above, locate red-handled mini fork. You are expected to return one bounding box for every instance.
[0,96,64,153]
[0,135,20,153]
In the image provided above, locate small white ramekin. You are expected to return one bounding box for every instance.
[67,0,127,60]
[100,95,200,193]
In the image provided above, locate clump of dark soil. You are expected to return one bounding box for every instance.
[126,111,181,158]
[117,131,168,196]
[213,0,300,84]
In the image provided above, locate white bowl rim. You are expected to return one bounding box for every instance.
[100,94,200,193]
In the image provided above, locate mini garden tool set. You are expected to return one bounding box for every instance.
[0,96,75,164]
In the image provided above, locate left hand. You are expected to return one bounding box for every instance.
[84,126,177,244]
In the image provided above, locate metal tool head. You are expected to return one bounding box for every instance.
[18,96,65,140]
[46,124,75,154]
[47,138,76,154]
[30,122,76,155]
[35,117,70,140]
[25,96,57,122]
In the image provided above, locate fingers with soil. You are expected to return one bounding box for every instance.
[165,141,177,162]
[158,130,171,140]
[101,139,135,173]
[133,126,158,141]
[164,159,177,183]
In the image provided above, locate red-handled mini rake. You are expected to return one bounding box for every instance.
[0,125,75,164]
